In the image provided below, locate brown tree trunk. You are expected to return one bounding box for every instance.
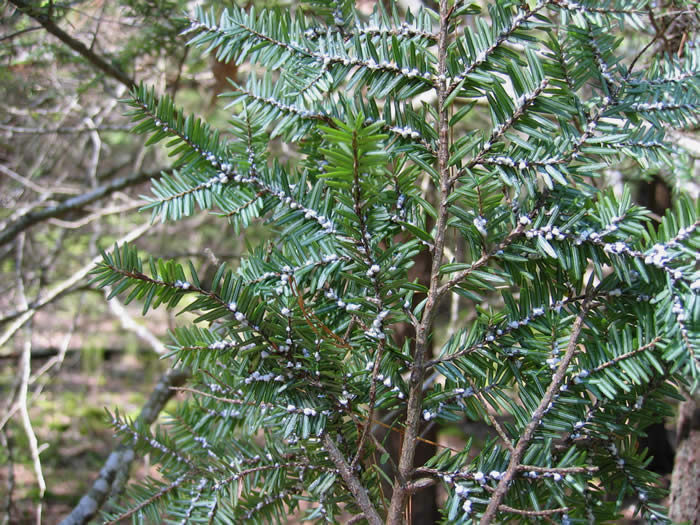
[669,395,700,524]
[636,175,698,520]
[410,424,440,524]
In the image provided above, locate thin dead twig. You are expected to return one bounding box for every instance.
[0,168,166,247]
[15,234,46,524]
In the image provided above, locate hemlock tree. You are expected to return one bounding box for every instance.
[91,0,699,523]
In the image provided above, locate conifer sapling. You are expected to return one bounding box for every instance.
[91,0,699,522]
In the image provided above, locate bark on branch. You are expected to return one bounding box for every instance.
[479,296,594,524]
[321,433,383,525]
[385,2,453,522]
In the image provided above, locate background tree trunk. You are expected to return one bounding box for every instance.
[669,395,700,524]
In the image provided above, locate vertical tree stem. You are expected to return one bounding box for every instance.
[386,1,452,522]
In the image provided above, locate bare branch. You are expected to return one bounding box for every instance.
[0,168,166,247]
[0,222,152,355]
[47,202,142,229]
[14,234,46,522]
[0,25,42,42]
[0,123,131,135]
[0,164,48,194]
[6,0,135,90]
[105,291,166,355]
[18,336,46,523]
[29,296,84,389]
